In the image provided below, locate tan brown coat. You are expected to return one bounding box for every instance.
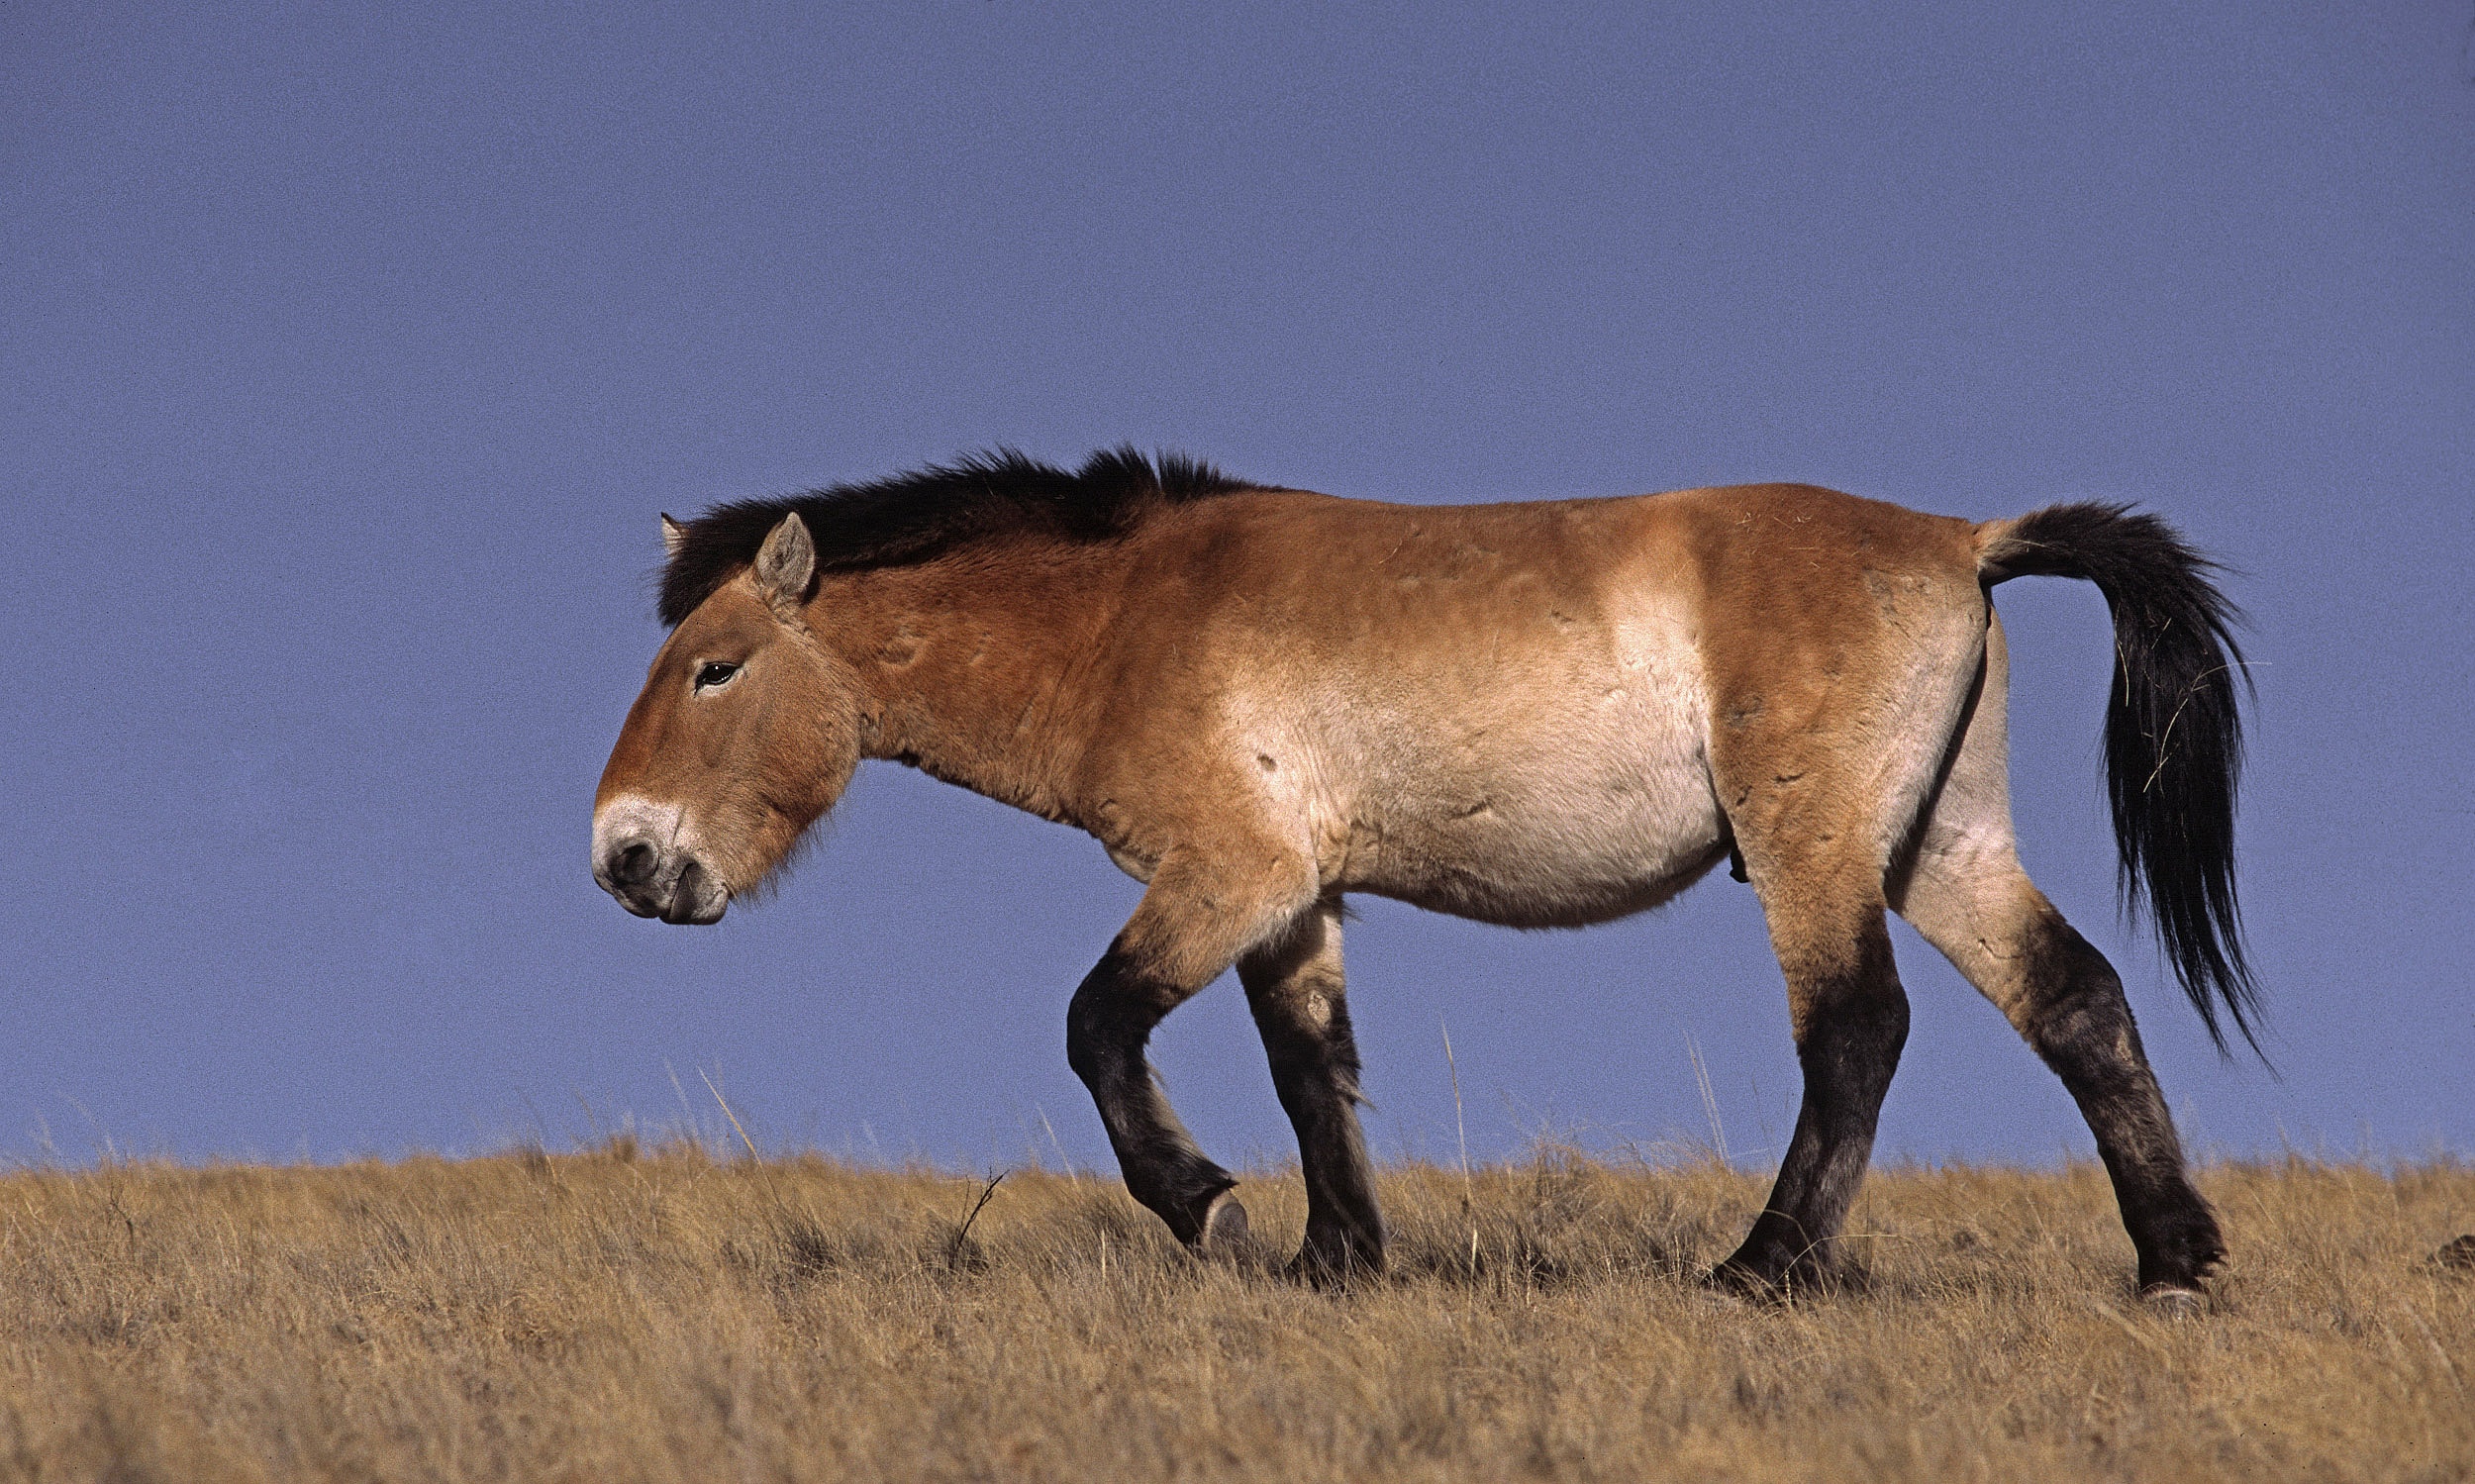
[595,453,2253,1300]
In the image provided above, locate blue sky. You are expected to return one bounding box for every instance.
[4,1,2470,1169]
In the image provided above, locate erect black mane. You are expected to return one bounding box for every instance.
[657,445,1264,626]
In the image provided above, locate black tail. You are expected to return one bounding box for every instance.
[1984,504,2261,1055]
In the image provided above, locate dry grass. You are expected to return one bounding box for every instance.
[1,1143,2469,1482]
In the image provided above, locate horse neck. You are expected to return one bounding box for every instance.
[822,551,1114,823]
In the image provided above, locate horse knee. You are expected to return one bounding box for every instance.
[1242,932,1345,1026]
[1064,944,1167,1088]
[1250,987,1364,1103]
[1063,992,1110,1088]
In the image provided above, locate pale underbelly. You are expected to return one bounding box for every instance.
[1329,782,1732,930]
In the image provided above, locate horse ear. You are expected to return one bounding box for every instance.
[752,512,817,616]
[660,513,688,558]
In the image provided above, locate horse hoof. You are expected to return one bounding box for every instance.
[2139,1283,2206,1319]
[1196,1190,1251,1258]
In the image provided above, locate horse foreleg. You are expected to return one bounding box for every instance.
[1239,896,1384,1281]
[1066,846,1317,1256]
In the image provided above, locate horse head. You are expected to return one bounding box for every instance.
[592,512,863,924]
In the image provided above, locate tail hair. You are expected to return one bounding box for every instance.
[1983,504,2261,1055]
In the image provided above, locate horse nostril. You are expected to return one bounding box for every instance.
[610,841,658,886]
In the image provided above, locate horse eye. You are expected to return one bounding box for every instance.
[695,661,741,690]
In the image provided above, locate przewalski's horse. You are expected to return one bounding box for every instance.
[593,448,2255,1303]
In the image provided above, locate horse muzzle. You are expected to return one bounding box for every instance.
[592,800,730,925]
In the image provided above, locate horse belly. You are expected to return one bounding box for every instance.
[1362,773,1726,928]
[1323,619,1726,928]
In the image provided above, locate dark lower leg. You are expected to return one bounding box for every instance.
[2021,915,2224,1291]
[1715,926,1909,1293]
[1065,943,1238,1249]
[1241,915,1384,1277]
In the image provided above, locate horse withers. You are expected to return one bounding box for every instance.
[592,448,2254,1305]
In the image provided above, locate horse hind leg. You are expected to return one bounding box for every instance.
[1702,594,1989,1294]
[1897,855,2224,1295]
[1710,849,1911,1295]
[1888,615,2224,1297]
[1238,895,1385,1282]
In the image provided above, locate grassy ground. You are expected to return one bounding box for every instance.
[0,1145,2468,1482]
